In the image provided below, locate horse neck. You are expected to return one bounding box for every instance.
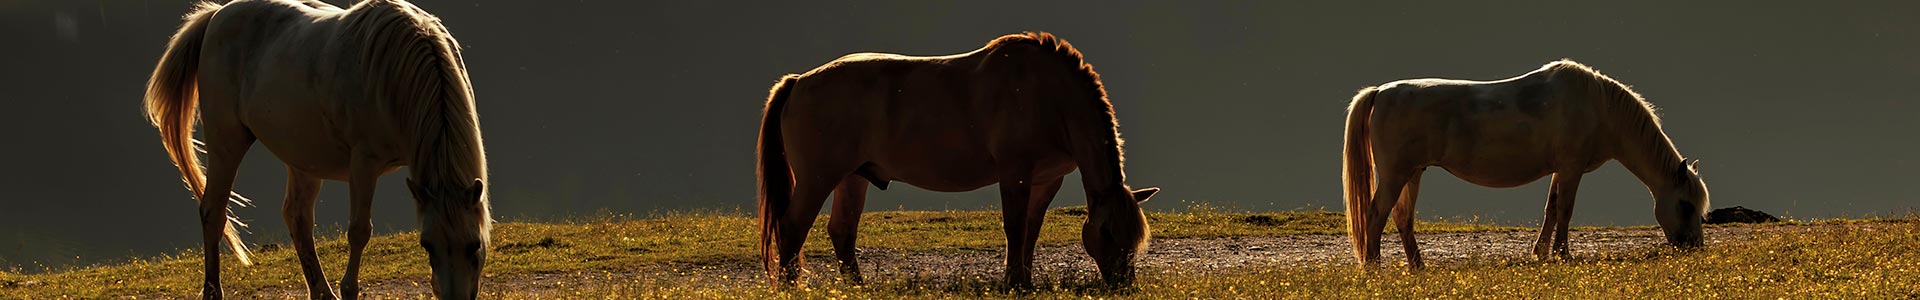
[1607,94,1684,192]
[405,89,487,186]
[1065,94,1131,202]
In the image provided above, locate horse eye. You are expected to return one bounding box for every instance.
[467,243,483,255]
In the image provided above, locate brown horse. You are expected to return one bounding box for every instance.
[1342,60,1710,269]
[757,32,1159,288]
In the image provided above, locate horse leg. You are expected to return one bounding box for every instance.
[775,171,839,284]
[1017,178,1063,287]
[281,169,336,300]
[339,154,382,300]
[1532,173,1565,259]
[1550,171,1584,258]
[1392,168,1425,269]
[197,130,254,300]
[1365,166,1413,267]
[827,175,869,283]
[996,164,1036,290]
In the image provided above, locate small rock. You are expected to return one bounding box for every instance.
[1705,206,1781,224]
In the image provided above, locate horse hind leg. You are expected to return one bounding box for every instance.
[281,169,336,300]
[197,125,255,300]
[827,174,869,283]
[1392,168,1426,269]
[1365,165,1415,267]
[774,167,844,284]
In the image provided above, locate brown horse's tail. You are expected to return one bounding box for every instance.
[144,2,253,266]
[1342,86,1378,263]
[757,74,800,282]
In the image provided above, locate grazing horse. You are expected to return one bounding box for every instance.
[1342,60,1710,268]
[757,32,1160,288]
[144,0,489,299]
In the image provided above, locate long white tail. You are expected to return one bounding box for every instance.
[1343,86,1378,263]
[143,2,252,265]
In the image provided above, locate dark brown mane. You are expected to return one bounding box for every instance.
[987,32,1129,185]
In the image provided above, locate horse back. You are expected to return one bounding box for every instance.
[778,46,1080,190]
[197,0,417,178]
[1371,70,1608,185]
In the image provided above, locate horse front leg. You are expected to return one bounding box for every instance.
[1017,178,1063,287]
[827,175,869,284]
[281,170,336,300]
[1532,173,1565,259]
[340,155,382,300]
[996,164,1036,290]
[1549,171,1584,258]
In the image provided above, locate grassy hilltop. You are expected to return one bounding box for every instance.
[2,205,1916,299]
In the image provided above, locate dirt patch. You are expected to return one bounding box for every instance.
[247,224,1787,297]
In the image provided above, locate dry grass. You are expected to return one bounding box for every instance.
[5,204,1913,299]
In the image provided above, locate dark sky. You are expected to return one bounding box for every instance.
[1,0,1915,271]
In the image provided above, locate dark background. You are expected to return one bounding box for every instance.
[1,0,1914,272]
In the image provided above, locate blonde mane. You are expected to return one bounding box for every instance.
[1544,60,1689,174]
[341,0,489,191]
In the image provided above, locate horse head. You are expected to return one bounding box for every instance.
[1083,187,1158,286]
[409,178,490,300]
[1655,158,1709,248]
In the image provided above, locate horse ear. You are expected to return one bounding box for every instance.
[468,179,486,204]
[1131,187,1160,204]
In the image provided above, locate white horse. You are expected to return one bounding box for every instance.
[1342,60,1710,269]
[143,0,490,299]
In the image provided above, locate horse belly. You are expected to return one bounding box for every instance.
[1436,148,1551,187]
[878,153,997,192]
[1435,113,1554,187]
[245,101,355,179]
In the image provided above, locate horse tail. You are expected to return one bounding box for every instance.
[757,74,800,282]
[1342,86,1379,263]
[144,2,253,266]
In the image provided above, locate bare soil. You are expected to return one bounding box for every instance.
[251,225,1774,298]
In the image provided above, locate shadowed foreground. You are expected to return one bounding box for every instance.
[3,205,1915,299]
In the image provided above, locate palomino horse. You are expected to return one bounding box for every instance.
[144,0,489,299]
[757,32,1160,288]
[1342,60,1710,268]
